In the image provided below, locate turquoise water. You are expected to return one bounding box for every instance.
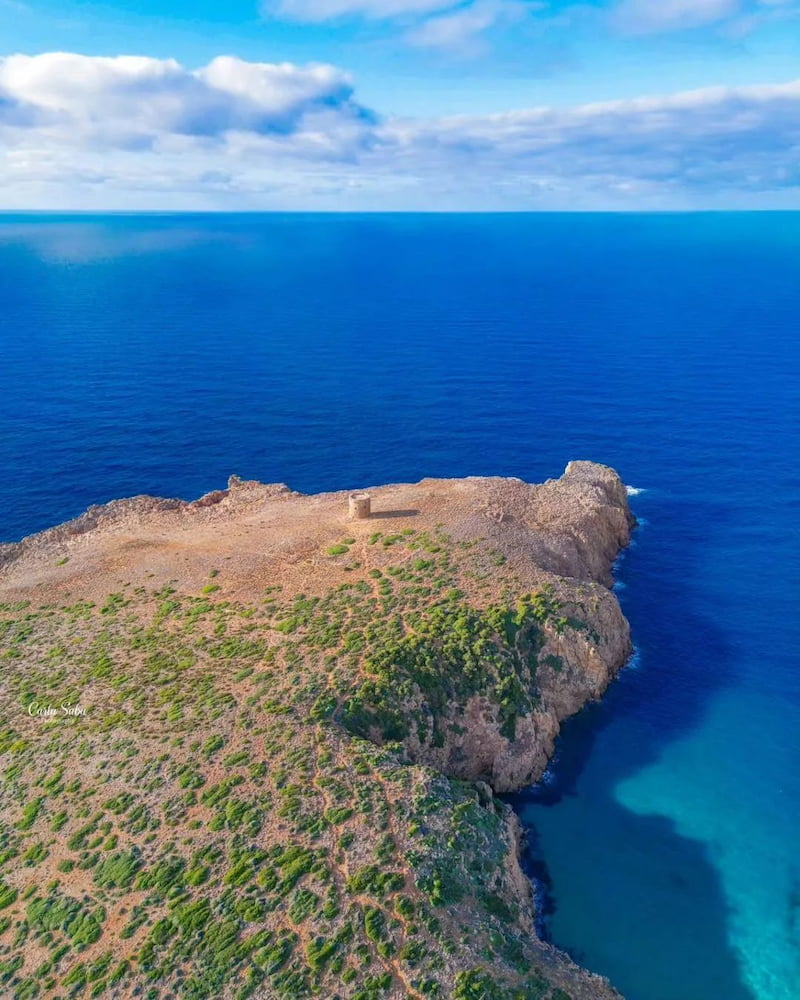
[515,482,800,1000]
[0,212,798,999]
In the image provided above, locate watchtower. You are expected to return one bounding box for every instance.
[348,493,371,519]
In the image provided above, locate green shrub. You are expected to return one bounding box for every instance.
[17,798,43,831]
[346,866,404,895]
[326,544,350,557]
[0,881,18,910]
[94,850,141,889]
[453,968,505,1000]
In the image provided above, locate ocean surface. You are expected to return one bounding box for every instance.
[0,212,798,1000]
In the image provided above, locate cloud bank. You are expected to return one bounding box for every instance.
[260,0,800,48]
[0,53,373,144]
[2,52,800,209]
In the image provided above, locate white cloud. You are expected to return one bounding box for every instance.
[265,0,461,22]
[263,0,780,43]
[0,53,372,146]
[2,53,800,209]
[263,0,550,52]
[612,0,742,34]
[407,0,529,49]
[726,0,800,34]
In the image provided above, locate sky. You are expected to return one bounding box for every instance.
[0,0,799,209]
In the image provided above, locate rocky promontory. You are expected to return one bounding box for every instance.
[0,461,633,1000]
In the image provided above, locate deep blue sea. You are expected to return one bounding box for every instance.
[0,213,798,1000]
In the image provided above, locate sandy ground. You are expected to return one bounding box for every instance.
[0,461,632,610]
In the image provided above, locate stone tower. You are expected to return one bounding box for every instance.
[348,493,371,519]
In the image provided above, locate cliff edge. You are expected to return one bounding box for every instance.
[0,462,633,1000]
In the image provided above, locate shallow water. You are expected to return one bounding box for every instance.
[0,212,797,999]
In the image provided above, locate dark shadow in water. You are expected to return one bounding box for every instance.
[514,821,555,940]
[506,495,756,1000]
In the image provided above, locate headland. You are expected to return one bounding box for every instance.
[0,461,634,1000]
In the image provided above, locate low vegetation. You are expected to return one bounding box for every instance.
[0,525,595,999]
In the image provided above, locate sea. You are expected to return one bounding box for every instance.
[0,212,797,1000]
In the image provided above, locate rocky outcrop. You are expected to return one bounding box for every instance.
[0,494,186,570]
[389,462,635,794]
[0,461,633,1000]
[0,462,634,800]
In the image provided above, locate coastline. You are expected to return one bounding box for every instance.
[0,462,634,999]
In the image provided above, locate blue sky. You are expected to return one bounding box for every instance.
[1,0,799,208]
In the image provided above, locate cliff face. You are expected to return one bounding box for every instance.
[403,574,631,792]
[0,463,632,1000]
[408,582,631,793]
[357,461,635,794]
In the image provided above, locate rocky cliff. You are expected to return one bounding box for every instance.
[0,462,633,1000]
